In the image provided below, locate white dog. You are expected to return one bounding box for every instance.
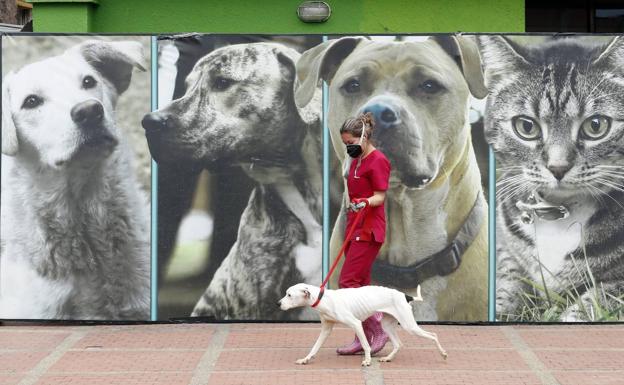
[0,40,150,320]
[279,283,447,366]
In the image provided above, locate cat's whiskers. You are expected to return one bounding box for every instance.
[496,175,534,203]
[586,91,621,103]
[585,180,624,210]
[591,179,624,210]
[584,75,612,103]
[582,184,607,208]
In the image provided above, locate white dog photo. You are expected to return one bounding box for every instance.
[0,36,152,320]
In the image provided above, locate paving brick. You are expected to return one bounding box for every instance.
[215,348,373,370]
[0,332,70,350]
[373,349,527,371]
[74,329,213,349]
[49,351,203,372]
[0,351,49,373]
[224,325,511,350]
[382,370,542,385]
[554,371,624,385]
[0,375,23,385]
[208,370,364,385]
[215,347,525,371]
[518,328,624,349]
[35,373,192,385]
[397,326,512,349]
[224,328,359,349]
[535,350,624,371]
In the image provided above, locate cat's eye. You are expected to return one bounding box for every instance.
[341,78,361,94]
[21,95,43,109]
[512,116,541,140]
[580,115,611,140]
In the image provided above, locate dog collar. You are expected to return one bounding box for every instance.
[371,191,484,289]
[310,287,325,308]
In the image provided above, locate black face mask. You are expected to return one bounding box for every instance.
[346,144,363,158]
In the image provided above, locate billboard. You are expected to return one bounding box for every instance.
[1,34,622,323]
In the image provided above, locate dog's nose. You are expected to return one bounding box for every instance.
[71,100,104,128]
[142,112,171,132]
[276,300,281,307]
[363,102,399,128]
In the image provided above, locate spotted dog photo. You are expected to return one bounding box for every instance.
[145,35,323,320]
[295,35,490,321]
[478,35,624,321]
[1,35,152,320]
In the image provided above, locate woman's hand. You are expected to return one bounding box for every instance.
[350,198,368,212]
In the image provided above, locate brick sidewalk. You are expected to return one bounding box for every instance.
[1,323,623,385]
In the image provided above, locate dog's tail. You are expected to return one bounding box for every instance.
[405,285,423,303]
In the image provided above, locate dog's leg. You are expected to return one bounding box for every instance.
[345,318,372,366]
[378,315,401,362]
[274,183,322,283]
[296,320,334,365]
[393,304,448,360]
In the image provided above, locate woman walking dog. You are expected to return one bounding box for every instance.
[337,112,392,355]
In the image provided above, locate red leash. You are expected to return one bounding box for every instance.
[311,206,368,307]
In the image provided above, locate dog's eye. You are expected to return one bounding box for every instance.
[21,95,43,109]
[419,80,443,94]
[82,75,97,89]
[341,78,361,94]
[213,77,235,91]
[287,294,291,297]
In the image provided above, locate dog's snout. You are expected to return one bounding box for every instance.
[363,102,400,128]
[71,100,104,128]
[142,112,172,133]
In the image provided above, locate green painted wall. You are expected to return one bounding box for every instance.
[31,0,525,33]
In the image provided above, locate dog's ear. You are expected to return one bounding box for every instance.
[302,288,311,299]
[294,37,366,109]
[275,48,320,126]
[2,72,18,156]
[431,35,489,99]
[79,40,147,95]
[475,35,530,91]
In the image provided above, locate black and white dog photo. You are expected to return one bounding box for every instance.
[0,36,152,320]
[143,35,324,320]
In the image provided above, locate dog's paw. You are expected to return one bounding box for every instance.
[378,356,392,362]
[296,357,310,365]
[441,351,448,360]
[361,358,371,366]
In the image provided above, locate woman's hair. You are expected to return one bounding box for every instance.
[340,112,376,139]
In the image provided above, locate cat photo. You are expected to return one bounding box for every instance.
[477,35,624,321]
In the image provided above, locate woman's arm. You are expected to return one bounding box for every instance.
[355,191,385,208]
[368,191,386,207]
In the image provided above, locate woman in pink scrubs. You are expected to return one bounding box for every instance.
[337,112,392,355]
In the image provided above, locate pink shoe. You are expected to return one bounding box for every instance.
[364,312,389,355]
[336,335,363,355]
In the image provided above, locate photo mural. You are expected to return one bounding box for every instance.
[0,35,152,320]
[1,33,622,323]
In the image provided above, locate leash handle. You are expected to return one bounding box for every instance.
[319,206,368,289]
